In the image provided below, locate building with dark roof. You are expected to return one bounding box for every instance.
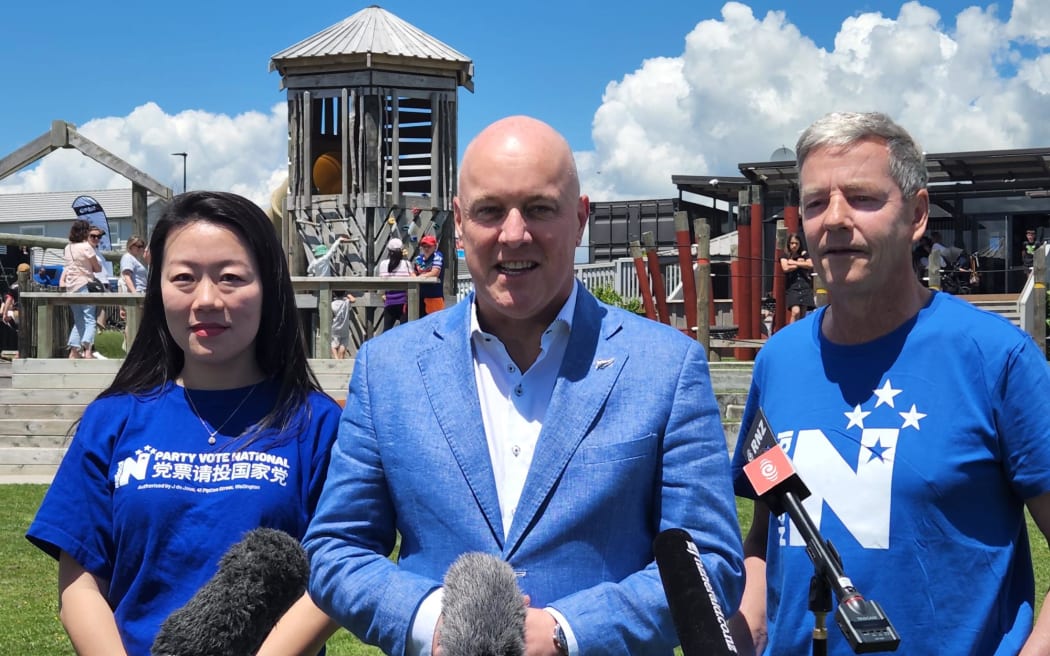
[672,146,1050,296]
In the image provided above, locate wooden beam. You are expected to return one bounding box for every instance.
[302,91,314,271]
[282,70,459,92]
[348,89,358,207]
[1033,248,1046,356]
[362,96,381,206]
[0,121,68,181]
[388,98,399,204]
[430,93,440,202]
[0,118,171,199]
[694,219,711,351]
[65,130,172,199]
[340,87,350,212]
[131,184,148,239]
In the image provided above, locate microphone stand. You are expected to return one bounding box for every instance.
[778,493,900,654]
[743,409,898,653]
[810,574,831,656]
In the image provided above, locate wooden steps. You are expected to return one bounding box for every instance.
[1,358,756,484]
[7,358,356,394]
[0,358,355,482]
[960,293,1020,327]
[0,292,1032,485]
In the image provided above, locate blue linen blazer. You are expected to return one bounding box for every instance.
[305,285,744,655]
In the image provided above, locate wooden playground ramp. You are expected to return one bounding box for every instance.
[0,358,354,483]
[0,358,754,483]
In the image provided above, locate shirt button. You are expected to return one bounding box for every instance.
[514,385,523,396]
[512,445,521,457]
[507,364,515,373]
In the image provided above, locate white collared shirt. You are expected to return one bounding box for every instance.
[470,284,576,537]
[408,284,580,656]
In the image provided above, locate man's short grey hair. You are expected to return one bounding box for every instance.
[795,112,927,198]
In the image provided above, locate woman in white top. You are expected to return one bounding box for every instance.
[120,236,148,292]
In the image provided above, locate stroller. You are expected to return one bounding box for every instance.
[940,249,980,295]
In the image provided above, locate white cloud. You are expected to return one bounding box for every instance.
[0,102,288,208]
[577,1,1050,201]
[1006,0,1050,46]
[3,2,1048,208]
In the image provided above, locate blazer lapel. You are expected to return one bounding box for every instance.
[416,300,505,547]
[504,289,626,555]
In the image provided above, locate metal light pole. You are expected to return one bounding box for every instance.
[171,152,187,194]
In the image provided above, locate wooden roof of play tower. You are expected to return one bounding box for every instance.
[270,5,474,91]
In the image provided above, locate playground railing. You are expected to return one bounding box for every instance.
[18,276,441,359]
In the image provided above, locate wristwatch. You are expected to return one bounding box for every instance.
[553,621,569,656]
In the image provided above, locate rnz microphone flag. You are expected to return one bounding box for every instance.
[72,195,113,278]
[741,407,810,515]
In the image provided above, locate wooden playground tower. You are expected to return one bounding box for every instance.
[269,5,474,287]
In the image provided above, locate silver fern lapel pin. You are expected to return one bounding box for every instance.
[594,358,615,370]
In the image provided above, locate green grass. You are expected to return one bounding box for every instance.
[3,486,1047,654]
[2,484,381,655]
[94,329,127,359]
[1,485,71,653]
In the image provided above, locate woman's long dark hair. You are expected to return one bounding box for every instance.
[97,191,325,437]
[386,248,404,273]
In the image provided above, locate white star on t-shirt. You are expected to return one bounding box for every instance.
[899,404,927,430]
[872,379,902,408]
[844,404,871,430]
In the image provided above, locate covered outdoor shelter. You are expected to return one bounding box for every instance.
[673,145,1050,354]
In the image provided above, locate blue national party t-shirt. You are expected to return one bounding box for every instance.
[27,380,340,655]
[731,292,1050,655]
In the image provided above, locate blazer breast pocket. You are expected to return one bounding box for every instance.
[578,433,657,464]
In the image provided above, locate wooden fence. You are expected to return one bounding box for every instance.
[18,276,441,359]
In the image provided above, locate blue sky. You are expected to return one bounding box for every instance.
[1,1,1046,204]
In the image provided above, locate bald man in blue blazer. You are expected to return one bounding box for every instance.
[305,116,744,656]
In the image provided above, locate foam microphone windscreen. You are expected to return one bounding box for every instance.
[439,552,526,656]
[151,527,309,656]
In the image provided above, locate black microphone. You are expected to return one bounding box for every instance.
[654,528,739,656]
[439,552,526,656]
[741,409,900,653]
[151,527,309,656]
[740,407,811,516]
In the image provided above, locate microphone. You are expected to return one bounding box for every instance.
[741,409,900,653]
[653,528,739,656]
[740,407,810,516]
[439,552,526,656]
[151,527,309,656]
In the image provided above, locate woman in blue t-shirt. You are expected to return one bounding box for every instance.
[28,191,342,656]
